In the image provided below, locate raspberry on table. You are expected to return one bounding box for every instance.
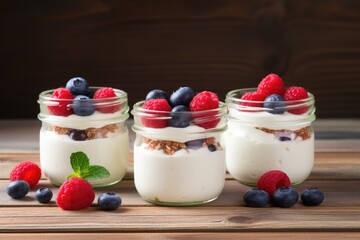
[257,170,290,197]
[93,87,120,113]
[257,73,285,97]
[189,91,220,129]
[56,177,95,210]
[141,99,172,128]
[240,92,266,108]
[9,161,42,188]
[48,88,74,116]
[284,86,309,114]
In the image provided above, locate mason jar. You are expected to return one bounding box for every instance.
[225,88,316,186]
[38,87,129,187]
[131,101,227,206]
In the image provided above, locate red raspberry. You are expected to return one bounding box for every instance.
[48,88,74,116]
[257,73,285,97]
[10,161,41,188]
[141,99,172,128]
[56,178,95,210]
[189,91,220,129]
[93,87,120,113]
[257,170,290,197]
[240,92,266,108]
[284,86,309,114]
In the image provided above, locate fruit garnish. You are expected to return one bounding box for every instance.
[169,105,192,128]
[189,91,220,129]
[272,187,299,208]
[6,180,30,199]
[67,151,110,181]
[240,92,266,108]
[73,95,95,116]
[257,73,285,97]
[56,177,95,210]
[98,192,122,211]
[263,94,286,114]
[9,161,42,188]
[170,86,196,107]
[146,89,169,102]
[257,170,290,197]
[243,188,270,208]
[35,187,53,203]
[48,87,74,116]
[65,77,89,96]
[284,86,309,114]
[93,87,120,113]
[301,187,324,206]
[141,98,172,128]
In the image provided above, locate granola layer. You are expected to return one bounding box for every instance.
[255,126,312,140]
[50,124,119,140]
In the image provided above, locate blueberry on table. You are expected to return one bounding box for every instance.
[66,77,89,95]
[301,187,324,206]
[243,189,270,207]
[272,187,299,208]
[98,192,122,211]
[145,89,169,102]
[263,94,286,114]
[7,180,30,199]
[35,187,53,203]
[73,95,95,116]
[169,105,192,128]
[170,87,196,107]
[69,130,87,141]
[186,139,204,150]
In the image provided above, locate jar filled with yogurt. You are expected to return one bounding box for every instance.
[225,74,316,186]
[131,88,227,206]
[38,77,129,187]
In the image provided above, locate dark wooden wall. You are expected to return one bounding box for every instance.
[1,0,359,119]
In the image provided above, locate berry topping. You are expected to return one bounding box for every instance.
[170,87,196,107]
[185,139,204,150]
[10,161,41,188]
[35,187,53,203]
[69,130,87,141]
[73,95,95,116]
[169,105,192,128]
[272,187,299,208]
[301,187,324,206]
[240,92,266,108]
[141,99,172,128]
[257,73,285,97]
[284,86,309,114]
[56,177,95,210]
[189,91,220,129]
[98,192,122,211]
[93,87,120,113]
[146,89,169,102]
[6,180,30,199]
[257,170,290,197]
[243,188,270,208]
[263,94,286,114]
[48,88,74,116]
[66,77,89,95]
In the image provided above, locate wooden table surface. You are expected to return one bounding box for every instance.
[0,119,360,239]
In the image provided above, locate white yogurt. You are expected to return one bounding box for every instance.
[40,127,128,187]
[134,140,226,205]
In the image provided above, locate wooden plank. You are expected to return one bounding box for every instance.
[0,206,359,233]
[1,232,360,240]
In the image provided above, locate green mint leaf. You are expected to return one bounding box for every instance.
[83,165,110,180]
[70,151,90,173]
[67,172,81,180]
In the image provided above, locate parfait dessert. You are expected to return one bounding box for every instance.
[38,77,129,187]
[225,74,316,186]
[131,87,227,206]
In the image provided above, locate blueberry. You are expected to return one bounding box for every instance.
[169,87,196,107]
[169,105,192,128]
[7,180,30,199]
[66,77,89,95]
[243,189,270,207]
[272,187,299,208]
[301,187,324,206]
[73,95,95,116]
[35,187,53,203]
[263,94,286,114]
[69,129,87,141]
[186,139,204,150]
[279,136,291,141]
[98,192,122,211]
[145,89,169,102]
[207,144,217,152]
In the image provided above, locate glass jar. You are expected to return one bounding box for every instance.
[225,88,316,186]
[131,101,227,206]
[38,87,129,187]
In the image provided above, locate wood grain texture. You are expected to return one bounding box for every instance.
[0,0,359,118]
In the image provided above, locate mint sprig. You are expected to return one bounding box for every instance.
[67,151,110,180]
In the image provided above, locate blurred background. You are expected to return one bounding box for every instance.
[0,0,359,119]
